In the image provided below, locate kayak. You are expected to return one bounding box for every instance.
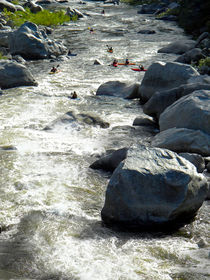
[107,49,113,53]
[68,53,77,56]
[131,68,147,72]
[49,69,61,74]
[118,63,136,65]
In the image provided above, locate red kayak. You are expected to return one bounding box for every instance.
[118,63,136,66]
[131,68,147,72]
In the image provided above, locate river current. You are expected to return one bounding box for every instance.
[0,1,209,279]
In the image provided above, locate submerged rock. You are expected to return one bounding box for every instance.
[101,145,208,231]
[96,81,139,99]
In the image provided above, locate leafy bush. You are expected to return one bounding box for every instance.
[198,57,210,68]
[3,8,76,27]
[0,52,7,60]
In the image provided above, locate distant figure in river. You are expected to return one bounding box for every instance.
[50,66,57,73]
[112,59,118,67]
[125,58,129,65]
[101,9,105,15]
[68,49,72,55]
[139,64,145,71]
[89,28,94,33]
[71,91,78,99]
[107,45,113,53]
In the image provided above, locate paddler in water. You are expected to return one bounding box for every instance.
[139,64,144,71]
[112,59,118,67]
[71,91,78,99]
[125,58,129,65]
[50,66,57,73]
[107,45,113,53]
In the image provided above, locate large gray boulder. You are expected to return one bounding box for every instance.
[158,40,195,55]
[0,60,37,89]
[143,83,210,120]
[9,22,67,60]
[175,48,204,64]
[152,128,210,156]
[23,1,43,13]
[159,90,210,135]
[0,0,16,12]
[90,147,128,172]
[101,145,208,231]
[0,29,12,48]
[179,153,205,173]
[138,61,199,103]
[96,81,139,99]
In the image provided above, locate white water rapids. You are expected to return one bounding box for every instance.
[0,1,209,279]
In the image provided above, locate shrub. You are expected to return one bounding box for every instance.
[198,57,210,68]
[0,52,7,60]
[3,8,76,27]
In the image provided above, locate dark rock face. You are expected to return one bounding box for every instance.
[179,152,205,173]
[9,22,67,60]
[0,0,16,12]
[90,147,128,172]
[0,60,37,89]
[158,40,195,55]
[159,90,210,135]
[143,83,210,120]
[101,145,208,231]
[138,61,199,103]
[152,128,210,157]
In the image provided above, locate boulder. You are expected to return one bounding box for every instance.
[93,59,102,65]
[158,40,195,55]
[138,61,199,103]
[152,128,210,157]
[157,15,177,21]
[23,1,43,13]
[132,117,158,128]
[0,0,16,12]
[90,147,128,172]
[44,111,109,130]
[14,5,25,12]
[0,29,12,48]
[101,145,208,231]
[9,22,67,60]
[175,48,204,64]
[195,32,209,47]
[159,90,210,135]
[96,81,139,99]
[0,60,38,89]
[66,7,84,18]
[138,29,156,34]
[137,3,165,14]
[179,153,205,173]
[143,83,210,120]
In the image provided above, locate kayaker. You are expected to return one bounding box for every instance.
[139,64,144,71]
[112,59,118,67]
[90,28,94,33]
[125,58,129,65]
[107,45,113,52]
[101,9,105,14]
[71,91,78,99]
[50,66,57,73]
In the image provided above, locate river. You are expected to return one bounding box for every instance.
[0,1,209,279]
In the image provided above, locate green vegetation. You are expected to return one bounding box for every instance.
[198,57,210,68]
[0,52,7,60]
[120,0,162,4]
[3,8,76,27]
[156,7,180,18]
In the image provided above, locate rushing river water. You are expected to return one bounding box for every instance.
[0,1,209,279]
